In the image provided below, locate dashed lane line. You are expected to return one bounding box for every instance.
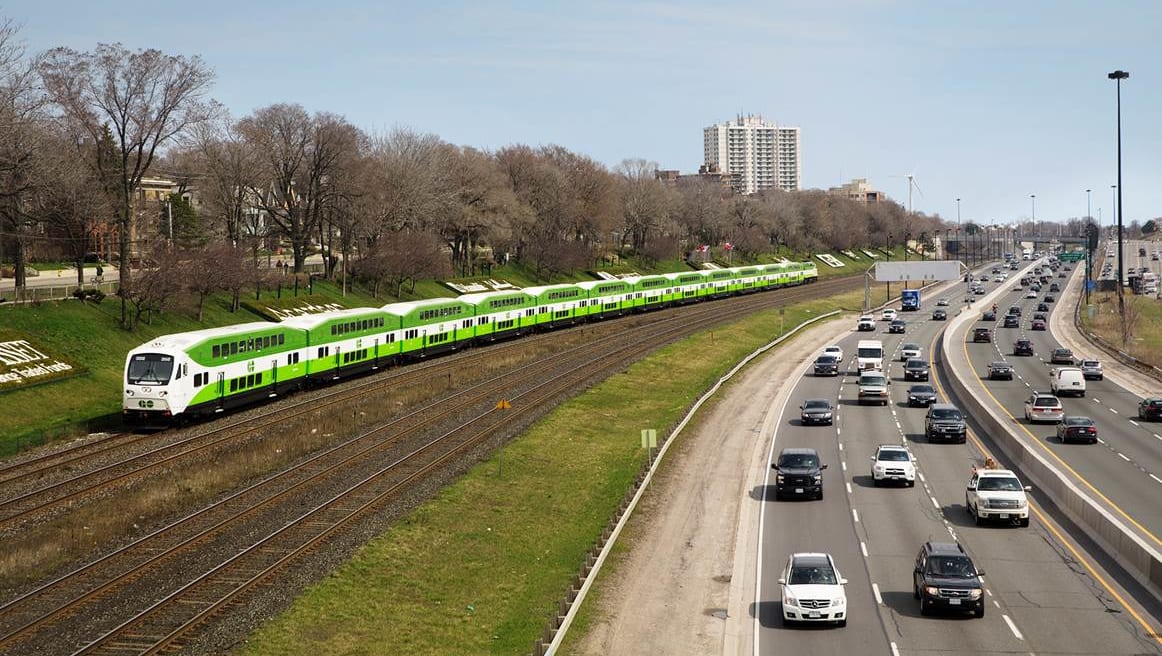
[872,583,883,605]
[861,541,868,558]
[852,508,860,523]
[1003,614,1025,641]
[846,482,853,494]
[1118,452,1131,462]
[1150,474,1162,484]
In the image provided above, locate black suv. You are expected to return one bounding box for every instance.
[914,541,985,617]
[813,355,840,376]
[1138,398,1162,422]
[772,448,827,500]
[1002,314,1019,328]
[972,327,991,343]
[904,358,930,381]
[925,403,967,443]
[1013,338,1034,356]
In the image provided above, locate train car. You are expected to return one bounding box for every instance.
[706,268,737,298]
[382,297,474,359]
[663,271,710,304]
[576,279,634,319]
[123,321,308,425]
[522,283,585,329]
[628,274,670,311]
[280,307,398,382]
[460,290,536,342]
[799,261,819,284]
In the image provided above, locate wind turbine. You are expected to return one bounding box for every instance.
[892,172,924,214]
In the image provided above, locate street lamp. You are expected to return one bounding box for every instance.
[1109,69,1129,333]
[955,197,962,264]
[1030,194,1037,240]
[886,232,892,302]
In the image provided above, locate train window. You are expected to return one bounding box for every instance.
[263,336,271,349]
[212,345,221,358]
[247,374,254,387]
[230,379,238,392]
[230,342,238,355]
[278,334,285,345]
[257,372,262,384]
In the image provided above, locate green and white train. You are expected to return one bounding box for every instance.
[123,260,817,425]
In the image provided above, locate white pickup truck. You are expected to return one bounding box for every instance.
[965,468,1031,527]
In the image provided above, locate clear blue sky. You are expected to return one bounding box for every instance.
[11,0,1161,228]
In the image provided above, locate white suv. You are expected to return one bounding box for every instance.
[870,445,916,486]
[965,469,1031,526]
[778,552,848,627]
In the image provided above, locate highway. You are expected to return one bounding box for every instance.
[755,257,1162,655]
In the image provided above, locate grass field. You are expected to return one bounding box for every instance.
[237,287,870,656]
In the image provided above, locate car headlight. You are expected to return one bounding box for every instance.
[784,594,797,606]
[832,596,846,606]
[968,589,983,599]
[873,464,884,472]
[924,586,939,596]
[776,475,785,483]
[1016,499,1027,508]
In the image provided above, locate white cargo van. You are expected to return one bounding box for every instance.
[1050,367,1086,397]
[856,340,884,371]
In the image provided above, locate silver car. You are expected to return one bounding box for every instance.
[1080,359,1104,381]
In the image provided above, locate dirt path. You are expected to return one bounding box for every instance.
[568,318,851,656]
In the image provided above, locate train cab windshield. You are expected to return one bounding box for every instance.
[127,353,175,385]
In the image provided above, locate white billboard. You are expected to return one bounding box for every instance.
[874,261,962,282]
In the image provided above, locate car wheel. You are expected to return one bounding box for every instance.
[1019,517,1030,527]
[919,596,930,616]
[872,477,880,487]
[837,619,847,628]
[975,605,985,618]
[1091,437,1098,445]
[913,582,921,600]
[817,488,824,501]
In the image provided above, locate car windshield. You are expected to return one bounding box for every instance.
[857,347,881,358]
[907,360,927,368]
[1082,361,1099,367]
[928,556,976,578]
[789,563,837,585]
[1064,417,1092,426]
[978,476,1023,491]
[910,385,934,394]
[975,328,989,334]
[816,356,837,363]
[803,400,830,410]
[932,409,961,420]
[779,454,820,469]
[861,375,886,385]
[903,343,919,350]
[877,449,909,461]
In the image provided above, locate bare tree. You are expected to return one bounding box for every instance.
[353,230,449,298]
[237,104,361,274]
[437,145,520,276]
[40,43,214,327]
[0,19,49,291]
[616,158,668,253]
[183,242,246,320]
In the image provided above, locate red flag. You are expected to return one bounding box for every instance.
[724,242,733,251]
[698,244,709,252]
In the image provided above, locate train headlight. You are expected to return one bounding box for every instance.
[125,390,134,396]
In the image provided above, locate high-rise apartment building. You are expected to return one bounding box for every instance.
[703,114,801,194]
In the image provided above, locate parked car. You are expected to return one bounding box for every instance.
[813,355,840,376]
[907,384,937,407]
[987,361,1013,380]
[778,552,848,626]
[1013,338,1034,356]
[931,308,947,321]
[966,468,1031,527]
[870,444,916,487]
[904,358,930,381]
[772,448,827,500]
[900,343,921,361]
[1079,359,1103,380]
[800,399,835,425]
[889,319,907,334]
[1138,398,1162,421]
[1050,348,1074,365]
[913,541,985,618]
[1024,392,1064,423]
[1057,416,1098,444]
[972,327,992,343]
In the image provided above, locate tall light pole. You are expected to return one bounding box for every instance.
[956,198,961,264]
[1109,69,1129,332]
[1030,194,1037,241]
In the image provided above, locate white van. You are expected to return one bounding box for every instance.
[856,340,884,371]
[1050,367,1086,397]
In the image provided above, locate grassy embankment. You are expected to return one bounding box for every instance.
[237,281,884,656]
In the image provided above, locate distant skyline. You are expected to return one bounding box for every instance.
[9,1,1161,228]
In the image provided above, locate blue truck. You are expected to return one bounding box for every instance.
[901,289,921,311]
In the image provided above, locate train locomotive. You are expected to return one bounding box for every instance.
[123,260,817,425]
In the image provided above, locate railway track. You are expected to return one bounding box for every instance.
[0,276,858,655]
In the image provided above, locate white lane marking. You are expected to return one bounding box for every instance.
[1154,434,1161,441]
[918,472,926,483]
[890,643,900,656]
[1093,398,1102,404]
[1110,407,1119,414]
[986,589,994,597]
[1117,452,1131,462]
[841,461,848,472]
[1150,473,1162,484]
[861,541,869,558]
[846,482,853,494]
[852,508,860,523]
[1130,420,1139,426]
[1097,438,1106,445]
[838,443,844,451]
[872,582,883,604]
[930,496,940,509]
[1003,614,1025,640]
